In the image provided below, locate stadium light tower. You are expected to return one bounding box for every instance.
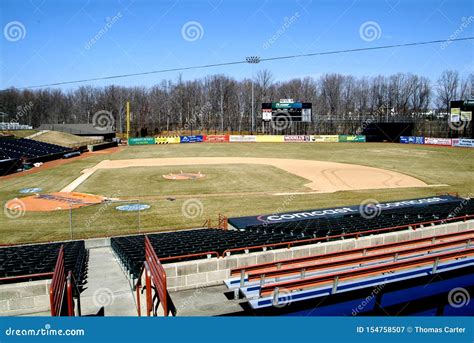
[246,56,261,133]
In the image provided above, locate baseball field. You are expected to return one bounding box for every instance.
[1,142,472,245]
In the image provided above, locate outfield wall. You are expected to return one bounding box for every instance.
[128,135,474,148]
[128,135,366,145]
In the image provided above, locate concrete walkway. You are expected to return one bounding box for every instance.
[80,247,137,316]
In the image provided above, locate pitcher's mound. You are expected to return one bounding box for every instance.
[162,172,206,180]
[5,192,105,212]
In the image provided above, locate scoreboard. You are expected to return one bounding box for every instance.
[262,100,312,123]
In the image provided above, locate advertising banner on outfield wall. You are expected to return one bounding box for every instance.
[229,135,257,142]
[452,138,474,148]
[255,135,285,143]
[284,135,310,142]
[180,135,204,143]
[205,135,229,143]
[424,137,452,146]
[128,137,156,145]
[338,135,366,142]
[155,136,181,144]
[400,136,424,144]
[309,135,339,142]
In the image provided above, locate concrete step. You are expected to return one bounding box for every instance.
[80,247,137,316]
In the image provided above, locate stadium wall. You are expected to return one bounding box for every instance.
[0,279,51,316]
[164,220,474,292]
[127,135,474,148]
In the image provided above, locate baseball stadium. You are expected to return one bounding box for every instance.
[1,124,474,317]
[1,1,474,334]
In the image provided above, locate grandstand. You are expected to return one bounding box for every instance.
[225,230,474,316]
[0,240,88,285]
[111,196,474,279]
[0,138,73,162]
[0,137,75,175]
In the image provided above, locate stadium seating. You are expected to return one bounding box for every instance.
[112,198,474,278]
[0,138,73,163]
[0,240,88,285]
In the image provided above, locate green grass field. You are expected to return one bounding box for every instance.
[1,143,472,244]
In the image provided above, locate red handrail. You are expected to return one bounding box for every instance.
[260,247,474,297]
[222,214,474,257]
[144,236,168,316]
[49,245,65,316]
[160,251,220,263]
[0,272,53,283]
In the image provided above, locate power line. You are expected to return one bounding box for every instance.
[15,37,474,90]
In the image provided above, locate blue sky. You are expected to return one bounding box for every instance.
[0,0,473,90]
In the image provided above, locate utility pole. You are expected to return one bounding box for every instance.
[246,56,261,133]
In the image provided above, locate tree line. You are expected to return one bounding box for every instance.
[0,69,472,135]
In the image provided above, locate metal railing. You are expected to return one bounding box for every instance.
[135,236,172,316]
[49,246,65,316]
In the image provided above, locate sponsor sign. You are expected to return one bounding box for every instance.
[228,196,461,229]
[424,137,452,146]
[205,135,229,143]
[284,135,310,142]
[452,138,474,148]
[461,111,472,121]
[255,135,285,143]
[338,135,366,142]
[116,204,151,212]
[310,135,339,143]
[128,137,156,145]
[180,135,204,143]
[273,102,303,109]
[229,135,257,142]
[155,136,180,144]
[19,187,42,194]
[400,136,424,144]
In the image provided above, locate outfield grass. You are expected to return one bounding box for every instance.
[0,143,472,244]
